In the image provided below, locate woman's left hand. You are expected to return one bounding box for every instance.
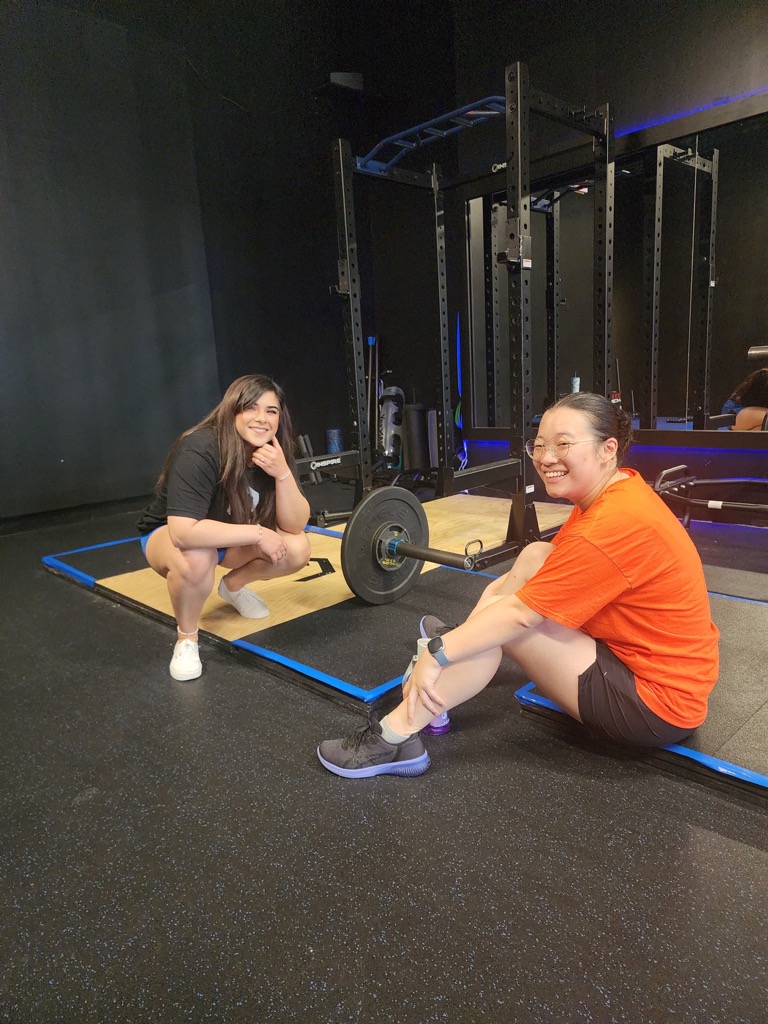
[403,652,446,725]
[252,436,289,480]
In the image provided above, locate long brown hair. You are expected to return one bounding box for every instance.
[730,367,768,407]
[158,375,298,528]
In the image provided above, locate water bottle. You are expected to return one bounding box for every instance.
[403,638,451,735]
[570,373,580,394]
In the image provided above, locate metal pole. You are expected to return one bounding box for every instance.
[432,163,453,469]
[332,139,372,490]
[545,194,561,404]
[592,103,614,397]
[504,62,539,546]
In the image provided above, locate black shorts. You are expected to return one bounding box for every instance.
[577,642,696,747]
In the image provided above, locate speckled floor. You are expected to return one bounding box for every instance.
[1,507,766,1023]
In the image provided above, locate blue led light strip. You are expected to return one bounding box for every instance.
[616,85,768,137]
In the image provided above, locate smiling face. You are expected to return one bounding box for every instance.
[234,390,281,449]
[532,406,619,510]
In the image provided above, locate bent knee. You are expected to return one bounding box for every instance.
[170,547,219,583]
[271,530,311,574]
[285,532,311,571]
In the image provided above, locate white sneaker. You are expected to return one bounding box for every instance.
[170,639,202,680]
[217,577,269,618]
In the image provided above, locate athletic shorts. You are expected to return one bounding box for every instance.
[577,641,696,747]
[139,528,226,563]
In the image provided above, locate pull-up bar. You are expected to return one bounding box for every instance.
[357,96,505,174]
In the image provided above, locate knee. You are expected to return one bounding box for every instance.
[515,540,555,577]
[172,547,218,585]
[282,532,312,574]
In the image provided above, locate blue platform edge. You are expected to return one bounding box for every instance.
[40,531,402,703]
[41,536,141,588]
[514,682,768,790]
[43,536,764,736]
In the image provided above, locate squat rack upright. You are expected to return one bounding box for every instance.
[331,61,614,558]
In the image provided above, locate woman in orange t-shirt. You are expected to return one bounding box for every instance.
[318,393,719,779]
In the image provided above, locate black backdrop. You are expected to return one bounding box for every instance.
[2,0,767,519]
[0,2,219,517]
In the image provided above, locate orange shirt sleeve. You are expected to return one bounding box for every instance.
[517,534,630,630]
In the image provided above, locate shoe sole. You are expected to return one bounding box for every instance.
[170,664,202,681]
[421,723,451,735]
[316,749,431,779]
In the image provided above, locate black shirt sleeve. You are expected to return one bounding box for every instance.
[166,433,221,521]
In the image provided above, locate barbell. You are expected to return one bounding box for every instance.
[340,487,483,605]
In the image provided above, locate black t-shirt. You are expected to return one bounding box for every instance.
[137,427,262,535]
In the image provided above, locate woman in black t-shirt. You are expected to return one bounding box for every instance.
[138,375,311,680]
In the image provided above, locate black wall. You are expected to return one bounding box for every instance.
[3,0,767,519]
[0,1,219,518]
[2,0,455,518]
[706,117,768,410]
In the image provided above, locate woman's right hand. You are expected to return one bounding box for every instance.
[258,526,288,564]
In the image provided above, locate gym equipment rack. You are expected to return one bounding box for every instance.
[331,61,614,558]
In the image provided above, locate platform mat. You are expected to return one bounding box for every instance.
[41,496,569,691]
[43,499,766,796]
[233,567,492,701]
[703,564,767,603]
[41,496,570,644]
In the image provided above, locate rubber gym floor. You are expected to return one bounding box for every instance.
[1,496,766,1023]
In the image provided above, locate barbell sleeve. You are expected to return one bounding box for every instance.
[386,538,476,571]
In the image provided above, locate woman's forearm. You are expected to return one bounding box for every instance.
[274,474,310,533]
[167,516,263,550]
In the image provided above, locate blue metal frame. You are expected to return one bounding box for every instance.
[357,97,505,174]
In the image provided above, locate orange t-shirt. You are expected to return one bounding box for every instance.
[517,469,719,728]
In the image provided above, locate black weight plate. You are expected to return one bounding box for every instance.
[341,487,429,604]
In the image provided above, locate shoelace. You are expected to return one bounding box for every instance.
[341,722,381,753]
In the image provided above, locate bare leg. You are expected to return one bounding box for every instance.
[386,540,594,733]
[219,530,311,589]
[145,526,219,636]
[477,540,555,601]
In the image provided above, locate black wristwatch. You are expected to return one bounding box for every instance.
[427,635,451,667]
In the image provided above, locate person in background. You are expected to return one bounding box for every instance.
[721,367,768,430]
[317,392,719,779]
[138,375,310,681]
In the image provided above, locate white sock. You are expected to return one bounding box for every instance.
[379,715,412,743]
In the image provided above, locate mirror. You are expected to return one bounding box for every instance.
[615,113,768,433]
[464,110,768,438]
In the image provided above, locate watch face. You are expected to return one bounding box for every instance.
[428,637,442,655]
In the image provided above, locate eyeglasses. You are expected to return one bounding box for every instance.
[524,438,596,461]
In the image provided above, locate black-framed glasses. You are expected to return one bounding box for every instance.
[524,438,596,461]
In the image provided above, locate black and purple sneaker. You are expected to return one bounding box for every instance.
[317,715,430,779]
[418,615,456,639]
